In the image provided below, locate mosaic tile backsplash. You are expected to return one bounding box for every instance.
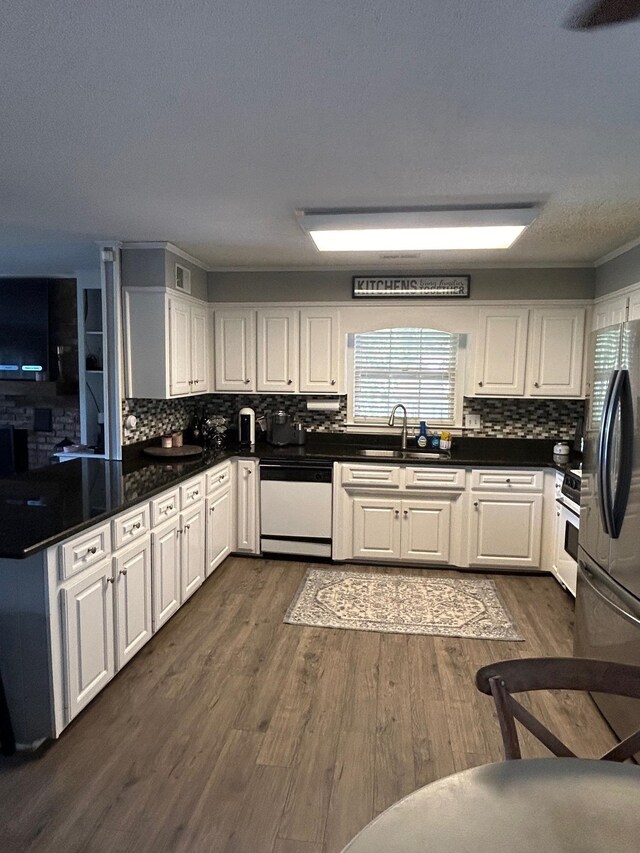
[123,395,585,444]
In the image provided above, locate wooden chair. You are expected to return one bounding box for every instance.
[475,657,640,762]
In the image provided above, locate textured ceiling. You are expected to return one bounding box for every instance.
[1,0,640,272]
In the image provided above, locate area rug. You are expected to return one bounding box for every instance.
[284,569,523,640]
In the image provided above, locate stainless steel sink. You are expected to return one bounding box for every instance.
[356,448,451,461]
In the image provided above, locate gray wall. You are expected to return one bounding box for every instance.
[208,267,595,302]
[595,244,640,297]
[122,248,208,301]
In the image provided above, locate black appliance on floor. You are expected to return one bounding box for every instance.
[0,427,28,476]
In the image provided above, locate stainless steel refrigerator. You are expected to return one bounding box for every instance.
[575,319,640,739]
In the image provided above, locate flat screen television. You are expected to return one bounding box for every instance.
[0,280,50,380]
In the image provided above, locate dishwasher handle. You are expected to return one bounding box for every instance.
[259,463,332,484]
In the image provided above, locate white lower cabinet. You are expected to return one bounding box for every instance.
[113,537,153,670]
[468,493,543,568]
[236,459,259,553]
[151,517,181,630]
[181,503,205,601]
[352,496,453,564]
[61,559,115,720]
[206,488,232,575]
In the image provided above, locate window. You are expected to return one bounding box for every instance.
[351,327,461,426]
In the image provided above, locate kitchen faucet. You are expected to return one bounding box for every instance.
[388,404,408,450]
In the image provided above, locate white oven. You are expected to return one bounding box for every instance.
[552,469,580,596]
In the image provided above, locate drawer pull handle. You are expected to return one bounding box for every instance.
[167,504,174,511]
[506,478,511,484]
[88,546,97,555]
[219,475,225,481]
[134,522,142,529]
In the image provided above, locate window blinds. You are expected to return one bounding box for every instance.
[353,328,460,424]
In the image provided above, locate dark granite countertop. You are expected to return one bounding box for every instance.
[0,435,578,559]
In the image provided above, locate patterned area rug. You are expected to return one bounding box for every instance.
[285,569,523,640]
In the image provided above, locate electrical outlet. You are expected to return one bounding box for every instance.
[464,413,481,430]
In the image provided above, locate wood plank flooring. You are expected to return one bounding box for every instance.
[0,558,617,853]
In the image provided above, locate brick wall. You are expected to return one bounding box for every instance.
[0,396,81,468]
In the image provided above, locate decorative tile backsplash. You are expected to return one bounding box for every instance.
[123,394,584,444]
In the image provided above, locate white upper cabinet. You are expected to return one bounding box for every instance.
[592,296,628,330]
[474,307,529,395]
[214,310,256,391]
[124,291,211,399]
[257,309,298,393]
[527,307,586,397]
[299,308,341,393]
[627,289,640,322]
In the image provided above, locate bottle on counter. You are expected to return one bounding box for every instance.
[417,421,428,448]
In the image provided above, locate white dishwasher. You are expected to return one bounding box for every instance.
[260,461,333,558]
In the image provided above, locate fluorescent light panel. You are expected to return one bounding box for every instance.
[300,207,537,252]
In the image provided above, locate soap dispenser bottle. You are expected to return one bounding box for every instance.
[417,421,428,448]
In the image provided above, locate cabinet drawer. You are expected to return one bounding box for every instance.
[112,504,151,550]
[404,467,465,491]
[180,475,205,509]
[206,461,232,495]
[341,463,401,488]
[59,523,112,580]
[471,469,544,492]
[150,489,180,527]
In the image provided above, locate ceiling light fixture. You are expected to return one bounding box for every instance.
[298,206,539,252]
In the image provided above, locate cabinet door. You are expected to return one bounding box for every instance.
[152,518,181,630]
[114,538,153,670]
[236,460,259,552]
[474,307,528,395]
[528,308,586,396]
[400,499,452,563]
[168,297,192,396]
[468,493,543,568]
[181,504,205,601]
[61,560,115,720]
[206,489,232,575]
[190,304,211,393]
[352,497,402,559]
[257,309,298,393]
[214,310,256,391]
[299,309,340,393]
[593,296,627,330]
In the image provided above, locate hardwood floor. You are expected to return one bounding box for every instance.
[0,558,616,852]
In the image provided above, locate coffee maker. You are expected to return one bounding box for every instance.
[267,410,295,446]
[238,407,256,447]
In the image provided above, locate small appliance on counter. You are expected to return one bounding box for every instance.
[267,410,295,446]
[238,407,256,447]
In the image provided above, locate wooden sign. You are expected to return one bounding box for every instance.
[352,275,470,298]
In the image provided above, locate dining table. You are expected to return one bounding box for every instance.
[341,758,640,852]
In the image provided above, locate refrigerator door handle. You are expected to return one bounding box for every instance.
[611,369,634,539]
[598,370,618,536]
[580,559,640,628]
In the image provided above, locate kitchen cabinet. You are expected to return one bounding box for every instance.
[124,290,211,398]
[468,493,543,568]
[113,537,153,670]
[214,309,256,391]
[299,308,341,393]
[351,496,454,563]
[61,559,115,719]
[627,289,640,321]
[236,458,259,553]
[181,503,205,601]
[527,307,585,397]
[206,488,232,576]
[592,296,628,330]
[151,517,181,630]
[474,307,529,395]
[257,309,298,392]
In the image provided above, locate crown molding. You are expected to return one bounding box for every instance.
[122,241,209,271]
[595,232,640,267]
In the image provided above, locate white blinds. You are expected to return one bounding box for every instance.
[353,328,460,424]
[590,325,621,430]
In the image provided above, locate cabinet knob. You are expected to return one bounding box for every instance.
[394,509,400,517]
[88,546,97,555]
[331,379,336,385]
[474,501,479,507]
[193,490,199,496]
[185,523,190,531]
[506,478,511,484]
[219,474,225,481]
[557,511,560,517]
[134,521,141,529]
[106,576,114,584]
[168,504,174,510]
[244,379,251,384]
[403,510,408,517]
[287,379,293,385]
[534,381,540,388]
[119,569,127,577]
[210,506,215,513]
[478,381,483,387]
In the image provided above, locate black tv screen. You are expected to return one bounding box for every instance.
[0,280,50,380]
